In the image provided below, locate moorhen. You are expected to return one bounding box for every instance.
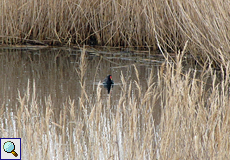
[103,75,114,94]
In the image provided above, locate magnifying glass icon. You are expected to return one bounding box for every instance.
[3,141,18,157]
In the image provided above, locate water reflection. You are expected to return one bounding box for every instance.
[0,47,163,158]
[0,47,162,109]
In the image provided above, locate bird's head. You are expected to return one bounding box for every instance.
[108,75,112,80]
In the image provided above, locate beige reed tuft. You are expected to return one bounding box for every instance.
[1,0,230,66]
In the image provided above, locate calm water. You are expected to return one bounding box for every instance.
[0,46,211,159]
[0,47,164,120]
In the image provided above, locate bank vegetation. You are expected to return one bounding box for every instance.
[1,0,230,67]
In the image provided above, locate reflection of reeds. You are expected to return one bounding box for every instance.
[1,48,230,159]
[1,0,230,66]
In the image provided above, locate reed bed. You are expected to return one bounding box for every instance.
[1,48,230,159]
[1,0,230,66]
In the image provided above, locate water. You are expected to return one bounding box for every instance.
[0,46,167,159]
[0,47,164,110]
[2,46,220,159]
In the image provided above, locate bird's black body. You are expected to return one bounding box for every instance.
[103,75,114,94]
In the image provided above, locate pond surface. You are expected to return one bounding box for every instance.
[0,46,164,116]
[0,46,202,159]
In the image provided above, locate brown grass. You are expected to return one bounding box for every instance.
[1,0,230,66]
[1,48,230,159]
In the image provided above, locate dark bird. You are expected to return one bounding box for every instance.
[103,75,114,94]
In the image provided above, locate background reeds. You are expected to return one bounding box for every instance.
[1,0,230,66]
